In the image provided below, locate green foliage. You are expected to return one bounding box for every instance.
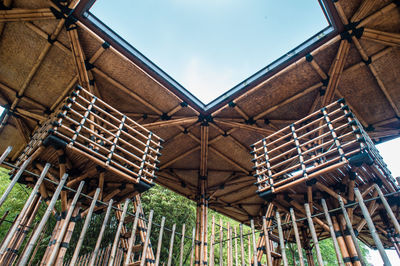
[0,168,370,265]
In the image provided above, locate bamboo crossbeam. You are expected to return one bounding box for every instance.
[358,2,398,27]
[362,28,400,47]
[0,8,55,22]
[142,117,198,129]
[214,119,276,135]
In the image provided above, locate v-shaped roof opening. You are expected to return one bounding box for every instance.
[89,0,331,105]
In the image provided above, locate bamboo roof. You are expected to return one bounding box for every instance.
[0,0,399,226]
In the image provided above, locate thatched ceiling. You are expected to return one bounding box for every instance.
[0,0,399,227]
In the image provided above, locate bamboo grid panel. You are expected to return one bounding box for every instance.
[14,85,163,187]
[251,98,396,196]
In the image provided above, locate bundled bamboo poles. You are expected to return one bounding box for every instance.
[0,8,55,22]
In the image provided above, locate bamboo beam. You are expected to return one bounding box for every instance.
[351,0,378,22]
[214,119,276,135]
[0,0,12,36]
[0,8,55,22]
[92,67,163,115]
[142,117,198,129]
[362,28,400,47]
[358,2,398,27]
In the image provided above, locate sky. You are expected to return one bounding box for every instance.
[91,0,329,104]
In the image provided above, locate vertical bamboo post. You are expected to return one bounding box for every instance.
[124,203,141,266]
[289,208,304,266]
[304,203,324,266]
[0,156,32,208]
[354,188,391,265]
[234,226,238,266]
[154,216,165,266]
[47,181,85,266]
[0,163,50,256]
[109,198,130,266]
[89,199,114,266]
[167,224,176,266]
[321,199,344,266]
[240,224,245,266]
[219,219,223,266]
[209,216,215,266]
[70,188,101,265]
[338,196,366,266]
[140,210,154,266]
[276,211,288,266]
[19,173,68,266]
[228,223,232,266]
[247,235,251,266]
[374,184,400,234]
[262,216,273,266]
[179,224,186,266]
[190,227,196,266]
[250,219,258,266]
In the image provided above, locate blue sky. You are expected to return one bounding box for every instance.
[91,0,329,103]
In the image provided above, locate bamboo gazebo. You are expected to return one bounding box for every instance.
[0,0,399,265]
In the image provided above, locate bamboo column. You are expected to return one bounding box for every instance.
[90,199,114,266]
[374,184,400,234]
[19,173,69,266]
[124,205,141,266]
[167,224,176,266]
[354,188,391,265]
[304,203,323,266]
[140,210,154,266]
[276,212,288,266]
[179,224,186,266]
[209,216,215,265]
[289,208,305,266]
[321,199,344,266]
[239,224,245,266]
[338,196,366,266]
[219,219,223,266]
[190,227,196,266]
[109,198,130,266]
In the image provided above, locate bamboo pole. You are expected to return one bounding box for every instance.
[304,203,324,266]
[19,173,68,266]
[190,227,196,266]
[0,146,12,164]
[321,199,344,266]
[228,223,232,266]
[0,155,32,208]
[354,188,391,265]
[338,196,366,266]
[0,163,49,256]
[47,181,85,266]
[70,188,101,265]
[219,219,223,266]
[289,208,305,266]
[209,216,215,266]
[90,199,114,266]
[234,226,238,266]
[240,224,245,266]
[374,184,400,234]
[179,224,186,266]
[262,216,273,266]
[167,224,176,266]
[123,206,140,266]
[276,211,288,266]
[154,216,166,266]
[250,219,258,266]
[109,198,130,266]
[140,210,154,266]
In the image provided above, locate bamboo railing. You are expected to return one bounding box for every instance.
[14,85,163,187]
[251,98,396,195]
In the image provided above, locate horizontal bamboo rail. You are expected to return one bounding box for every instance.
[251,99,396,194]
